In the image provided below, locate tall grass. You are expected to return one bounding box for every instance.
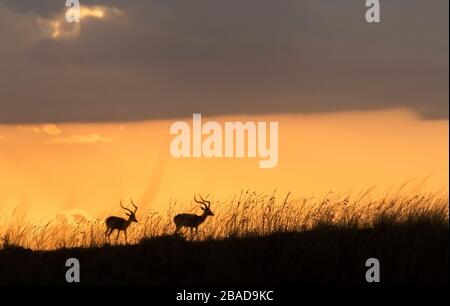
[0,189,448,250]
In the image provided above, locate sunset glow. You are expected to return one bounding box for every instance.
[79,6,106,19]
[35,5,119,39]
[0,110,447,222]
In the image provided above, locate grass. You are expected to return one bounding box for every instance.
[0,189,448,285]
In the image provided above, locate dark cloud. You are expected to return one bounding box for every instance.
[1,0,127,17]
[0,0,448,123]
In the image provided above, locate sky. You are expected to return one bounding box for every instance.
[0,0,448,123]
[0,1,448,220]
[0,110,448,220]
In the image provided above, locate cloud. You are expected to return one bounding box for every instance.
[44,133,112,144]
[17,126,42,133]
[17,124,62,135]
[17,123,111,144]
[0,0,126,18]
[42,124,62,135]
[38,5,123,40]
[56,209,92,225]
[0,0,448,123]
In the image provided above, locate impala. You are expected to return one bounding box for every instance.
[105,199,138,243]
[174,194,214,238]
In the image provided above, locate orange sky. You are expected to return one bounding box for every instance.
[0,109,448,221]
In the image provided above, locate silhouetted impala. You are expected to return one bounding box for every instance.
[174,194,214,238]
[105,199,138,243]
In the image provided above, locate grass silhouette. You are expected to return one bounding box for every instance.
[0,189,448,285]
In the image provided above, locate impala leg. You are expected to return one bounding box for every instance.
[106,228,113,243]
[116,230,120,243]
[124,230,128,244]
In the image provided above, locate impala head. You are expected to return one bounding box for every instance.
[194,194,214,216]
[121,199,138,223]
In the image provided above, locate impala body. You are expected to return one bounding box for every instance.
[105,199,138,243]
[174,194,214,238]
